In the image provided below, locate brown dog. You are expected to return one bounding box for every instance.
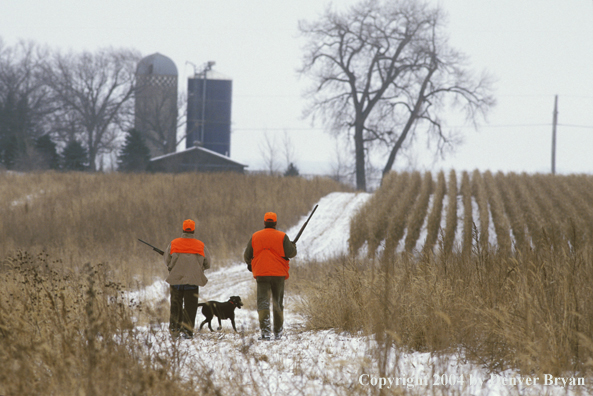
[198,296,243,332]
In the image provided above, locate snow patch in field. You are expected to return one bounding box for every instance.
[284,192,371,261]
[10,190,45,207]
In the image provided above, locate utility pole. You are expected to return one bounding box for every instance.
[551,95,558,174]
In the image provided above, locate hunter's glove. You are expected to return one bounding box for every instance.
[247,264,252,272]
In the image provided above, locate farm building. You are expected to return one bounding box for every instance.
[135,53,178,158]
[148,146,246,173]
[186,66,233,156]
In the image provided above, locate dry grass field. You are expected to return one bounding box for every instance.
[4,170,593,394]
[302,171,593,380]
[0,171,349,395]
[0,171,346,281]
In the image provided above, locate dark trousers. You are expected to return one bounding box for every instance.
[169,286,199,336]
[256,276,285,337]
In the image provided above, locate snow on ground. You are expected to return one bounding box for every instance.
[284,192,371,261]
[10,190,45,207]
[129,192,589,395]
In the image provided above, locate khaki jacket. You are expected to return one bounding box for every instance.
[164,232,210,286]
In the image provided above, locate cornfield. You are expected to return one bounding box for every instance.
[309,170,593,376]
[350,171,593,257]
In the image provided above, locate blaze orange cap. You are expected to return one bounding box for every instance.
[264,212,277,222]
[183,219,195,232]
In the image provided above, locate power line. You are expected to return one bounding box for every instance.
[557,124,593,129]
[233,124,553,132]
[232,123,593,132]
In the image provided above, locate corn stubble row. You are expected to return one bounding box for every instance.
[350,170,593,257]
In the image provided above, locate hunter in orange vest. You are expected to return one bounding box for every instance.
[244,212,297,340]
[164,219,210,339]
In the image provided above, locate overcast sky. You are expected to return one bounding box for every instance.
[1,0,592,176]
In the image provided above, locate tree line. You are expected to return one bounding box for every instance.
[0,38,148,172]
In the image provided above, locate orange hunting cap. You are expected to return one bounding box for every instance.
[183,219,195,232]
[264,212,277,222]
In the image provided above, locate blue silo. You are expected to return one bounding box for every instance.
[186,68,232,156]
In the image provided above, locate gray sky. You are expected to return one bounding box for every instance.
[1,0,592,176]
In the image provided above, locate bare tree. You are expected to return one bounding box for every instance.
[299,0,495,190]
[42,47,140,171]
[258,130,300,175]
[259,131,281,174]
[281,130,298,170]
[330,136,354,185]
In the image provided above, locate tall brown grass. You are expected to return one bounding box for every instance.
[523,172,568,250]
[383,171,422,258]
[296,247,593,383]
[471,169,490,252]
[403,171,433,253]
[442,169,458,255]
[536,174,588,250]
[505,173,542,251]
[422,171,446,254]
[483,170,512,255]
[559,175,593,243]
[0,251,218,395]
[495,172,529,252]
[1,171,348,282]
[460,171,472,259]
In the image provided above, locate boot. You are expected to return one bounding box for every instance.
[258,309,271,340]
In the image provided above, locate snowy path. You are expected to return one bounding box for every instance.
[131,191,371,304]
[131,192,371,336]
[283,192,371,261]
[129,191,588,395]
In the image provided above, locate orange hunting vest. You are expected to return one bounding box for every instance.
[170,238,205,257]
[251,228,289,279]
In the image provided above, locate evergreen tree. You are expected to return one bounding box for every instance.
[284,162,300,177]
[0,41,52,170]
[35,135,60,170]
[117,129,151,172]
[61,140,88,171]
[0,94,29,169]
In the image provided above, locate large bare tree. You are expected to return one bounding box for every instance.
[299,0,495,190]
[43,47,140,171]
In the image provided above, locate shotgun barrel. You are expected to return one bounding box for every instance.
[292,204,318,244]
[138,238,165,255]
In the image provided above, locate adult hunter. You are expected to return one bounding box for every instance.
[244,212,297,341]
[164,219,211,339]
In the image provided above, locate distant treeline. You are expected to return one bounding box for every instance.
[0,38,141,172]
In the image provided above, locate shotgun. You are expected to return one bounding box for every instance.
[138,239,165,255]
[292,204,318,244]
